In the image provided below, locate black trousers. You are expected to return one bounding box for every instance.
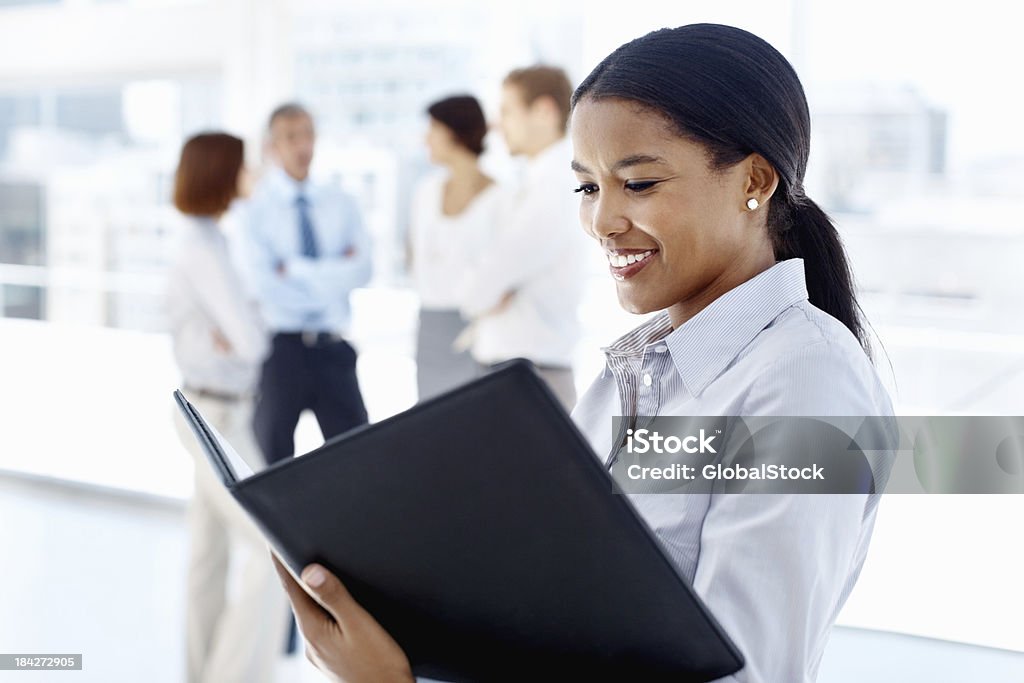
[254,333,369,654]
[254,333,369,465]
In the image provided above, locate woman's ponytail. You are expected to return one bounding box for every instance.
[771,194,868,357]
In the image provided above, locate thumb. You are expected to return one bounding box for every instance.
[301,564,361,625]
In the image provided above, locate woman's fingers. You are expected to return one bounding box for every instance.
[300,562,365,625]
[270,552,415,683]
[270,552,335,636]
[270,553,367,630]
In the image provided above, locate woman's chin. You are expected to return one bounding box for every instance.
[615,291,662,316]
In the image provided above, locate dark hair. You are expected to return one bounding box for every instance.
[504,65,574,133]
[572,24,869,354]
[427,95,488,156]
[173,132,244,216]
[268,102,312,129]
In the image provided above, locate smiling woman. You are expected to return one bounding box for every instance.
[275,24,895,683]
[569,27,865,344]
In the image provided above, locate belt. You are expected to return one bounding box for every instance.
[184,385,248,403]
[278,331,347,347]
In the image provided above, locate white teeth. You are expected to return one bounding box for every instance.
[607,250,654,268]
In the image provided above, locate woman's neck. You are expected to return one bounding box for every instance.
[666,247,776,329]
[445,153,483,186]
[440,152,493,217]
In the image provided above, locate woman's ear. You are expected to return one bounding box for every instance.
[744,153,780,205]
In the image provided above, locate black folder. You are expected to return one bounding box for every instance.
[173,359,744,682]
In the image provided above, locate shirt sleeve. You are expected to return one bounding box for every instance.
[284,195,373,299]
[459,184,577,317]
[692,340,882,683]
[186,238,269,365]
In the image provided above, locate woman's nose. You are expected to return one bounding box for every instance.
[586,194,631,240]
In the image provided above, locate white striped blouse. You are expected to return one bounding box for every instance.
[570,257,894,683]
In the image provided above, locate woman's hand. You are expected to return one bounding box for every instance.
[490,290,515,315]
[271,553,414,683]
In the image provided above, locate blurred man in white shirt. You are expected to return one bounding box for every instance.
[459,66,587,410]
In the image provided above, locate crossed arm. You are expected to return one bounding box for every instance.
[239,200,373,316]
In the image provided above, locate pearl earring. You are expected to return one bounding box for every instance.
[746,198,759,210]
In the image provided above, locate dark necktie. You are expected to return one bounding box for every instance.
[295,194,319,258]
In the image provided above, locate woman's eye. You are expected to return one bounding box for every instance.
[573,183,599,196]
[625,181,658,193]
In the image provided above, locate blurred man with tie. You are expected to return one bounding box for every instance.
[240,103,372,467]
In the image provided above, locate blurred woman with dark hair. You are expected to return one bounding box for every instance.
[166,132,287,683]
[408,95,500,400]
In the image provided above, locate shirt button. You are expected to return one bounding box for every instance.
[654,345,668,353]
[643,373,653,387]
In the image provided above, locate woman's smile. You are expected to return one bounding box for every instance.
[606,248,659,280]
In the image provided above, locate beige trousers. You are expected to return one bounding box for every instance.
[173,392,289,683]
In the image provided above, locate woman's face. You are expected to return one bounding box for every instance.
[570,97,777,327]
[235,164,254,201]
[425,118,458,165]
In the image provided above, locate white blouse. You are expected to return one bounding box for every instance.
[409,172,501,310]
[164,215,268,394]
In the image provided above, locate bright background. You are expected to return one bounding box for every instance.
[0,0,1022,679]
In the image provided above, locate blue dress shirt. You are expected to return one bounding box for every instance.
[570,258,895,683]
[237,167,372,334]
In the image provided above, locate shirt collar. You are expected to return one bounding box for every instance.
[602,312,674,359]
[184,213,220,235]
[186,214,218,228]
[603,258,810,396]
[267,165,311,202]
